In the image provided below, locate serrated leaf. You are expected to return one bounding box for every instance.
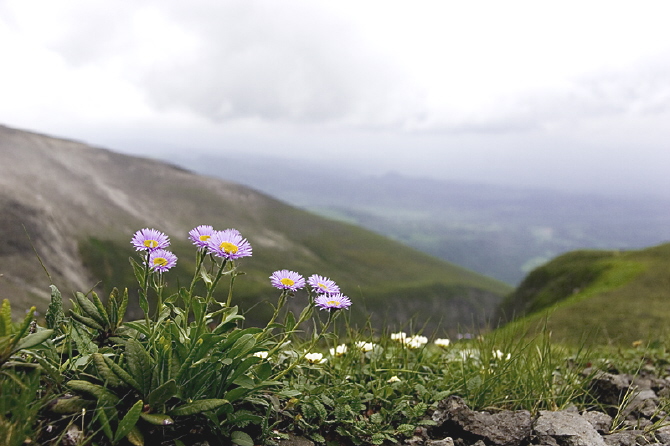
[114,399,143,443]
[170,398,229,416]
[46,285,64,331]
[231,430,254,446]
[140,412,174,426]
[15,329,53,351]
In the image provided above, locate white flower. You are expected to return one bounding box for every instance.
[355,341,376,352]
[492,349,511,360]
[434,338,451,348]
[305,352,327,364]
[253,351,268,359]
[387,375,401,383]
[391,332,407,342]
[329,344,348,356]
[405,335,428,349]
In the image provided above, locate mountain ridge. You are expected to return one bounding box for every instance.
[0,124,510,334]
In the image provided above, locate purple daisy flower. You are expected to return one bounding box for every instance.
[131,228,170,251]
[307,274,340,295]
[206,229,252,260]
[148,249,177,272]
[270,270,305,291]
[314,293,352,311]
[188,225,215,249]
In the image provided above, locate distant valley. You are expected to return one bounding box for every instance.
[173,153,670,285]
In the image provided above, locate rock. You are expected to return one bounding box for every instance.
[582,410,613,434]
[533,410,608,446]
[589,371,633,409]
[431,396,531,446]
[601,430,649,446]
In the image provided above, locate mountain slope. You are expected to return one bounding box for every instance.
[495,243,670,345]
[0,124,511,333]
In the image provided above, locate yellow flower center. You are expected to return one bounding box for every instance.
[199,235,211,242]
[326,300,340,307]
[280,278,295,286]
[144,239,159,248]
[318,283,328,290]
[153,257,168,267]
[219,242,239,254]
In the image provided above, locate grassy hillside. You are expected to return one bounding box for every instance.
[495,243,670,345]
[0,124,511,335]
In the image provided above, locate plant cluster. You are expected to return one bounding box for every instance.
[0,224,650,446]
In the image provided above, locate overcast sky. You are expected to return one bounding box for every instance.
[1,1,670,197]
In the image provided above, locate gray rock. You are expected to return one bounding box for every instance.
[582,410,613,434]
[589,371,633,408]
[431,396,531,446]
[601,430,648,446]
[534,410,607,446]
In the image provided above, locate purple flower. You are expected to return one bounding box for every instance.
[270,270,305,291]
[131,228,170,251]
[307,274,340,295]
[206,229,252,260]
[148,249,177,272]
[188,225,215,249]
[314,293,352,311]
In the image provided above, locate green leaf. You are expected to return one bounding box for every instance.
[147,379,178,408]
[46,395,90,414]
[97,406,114,441]
[75,291,107,327]
[124,338,153,395]
[92,353,125,388]
[69,311,104,331]
[284,310,296,333]
[0,299,12,336]
[231,430,254,446]
[70,322,98,355]
[102,355,142,392]
[114,399,143,443]
[46,285,64,331]
[117,288,129,327]
[169,398,229,416]
[140,412,174,426]
[126,426,144,446]
[15,329,53,351]
[91,291,111,328]
[67,380,120,406]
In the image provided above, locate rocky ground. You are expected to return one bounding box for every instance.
[279,367,670,446]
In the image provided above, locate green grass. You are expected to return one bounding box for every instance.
[495,243,670,346]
